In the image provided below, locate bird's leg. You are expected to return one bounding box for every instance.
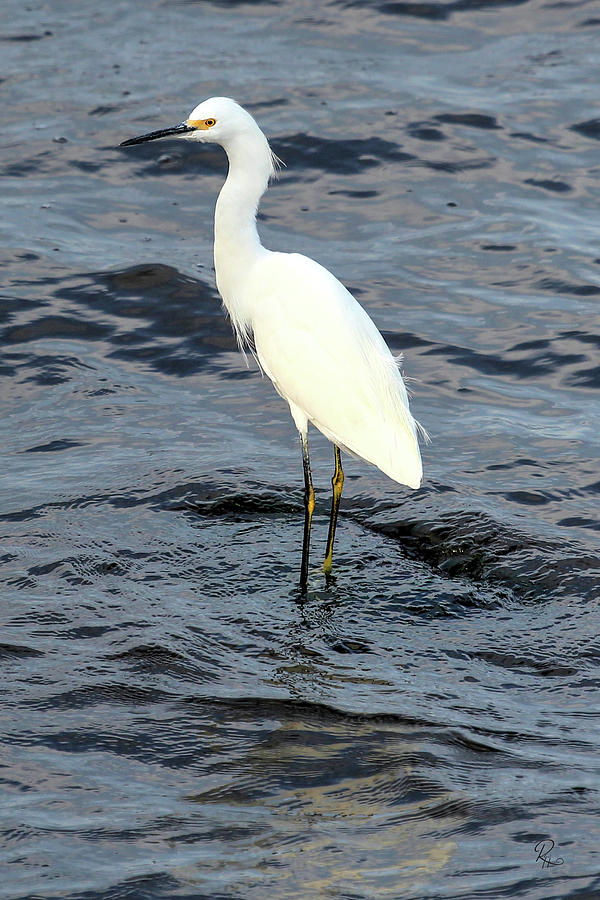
[300,431,315,593]
[323,445,344,577]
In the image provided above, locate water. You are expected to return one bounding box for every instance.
[2,1,599,897]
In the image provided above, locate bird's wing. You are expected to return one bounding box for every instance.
[248,252,422,487]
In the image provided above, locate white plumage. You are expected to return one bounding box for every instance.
[249,251,422,488]
[121,96,424,590]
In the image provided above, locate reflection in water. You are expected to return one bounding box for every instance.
[186,710,458,896]
[2,0,600,897]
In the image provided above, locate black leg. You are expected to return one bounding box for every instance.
[300,431,315,593]
[323,444,344,576]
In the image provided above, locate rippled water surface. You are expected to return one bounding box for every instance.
[2,0,600,897]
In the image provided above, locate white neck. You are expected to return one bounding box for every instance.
[213,129,273,341]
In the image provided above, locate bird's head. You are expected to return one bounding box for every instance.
[120,97,258,148]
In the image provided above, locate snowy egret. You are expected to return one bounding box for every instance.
[121,97,424,592]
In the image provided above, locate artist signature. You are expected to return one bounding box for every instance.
[534,839,565,868]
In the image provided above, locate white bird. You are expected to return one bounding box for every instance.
[121,97,424,592]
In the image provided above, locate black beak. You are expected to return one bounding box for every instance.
[120,122,196,147]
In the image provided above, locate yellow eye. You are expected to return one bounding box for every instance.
[204,118,216,127]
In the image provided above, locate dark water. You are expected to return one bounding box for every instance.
[2,0,600,897]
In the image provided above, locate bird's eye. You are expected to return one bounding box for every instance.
[204,118,216,127]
